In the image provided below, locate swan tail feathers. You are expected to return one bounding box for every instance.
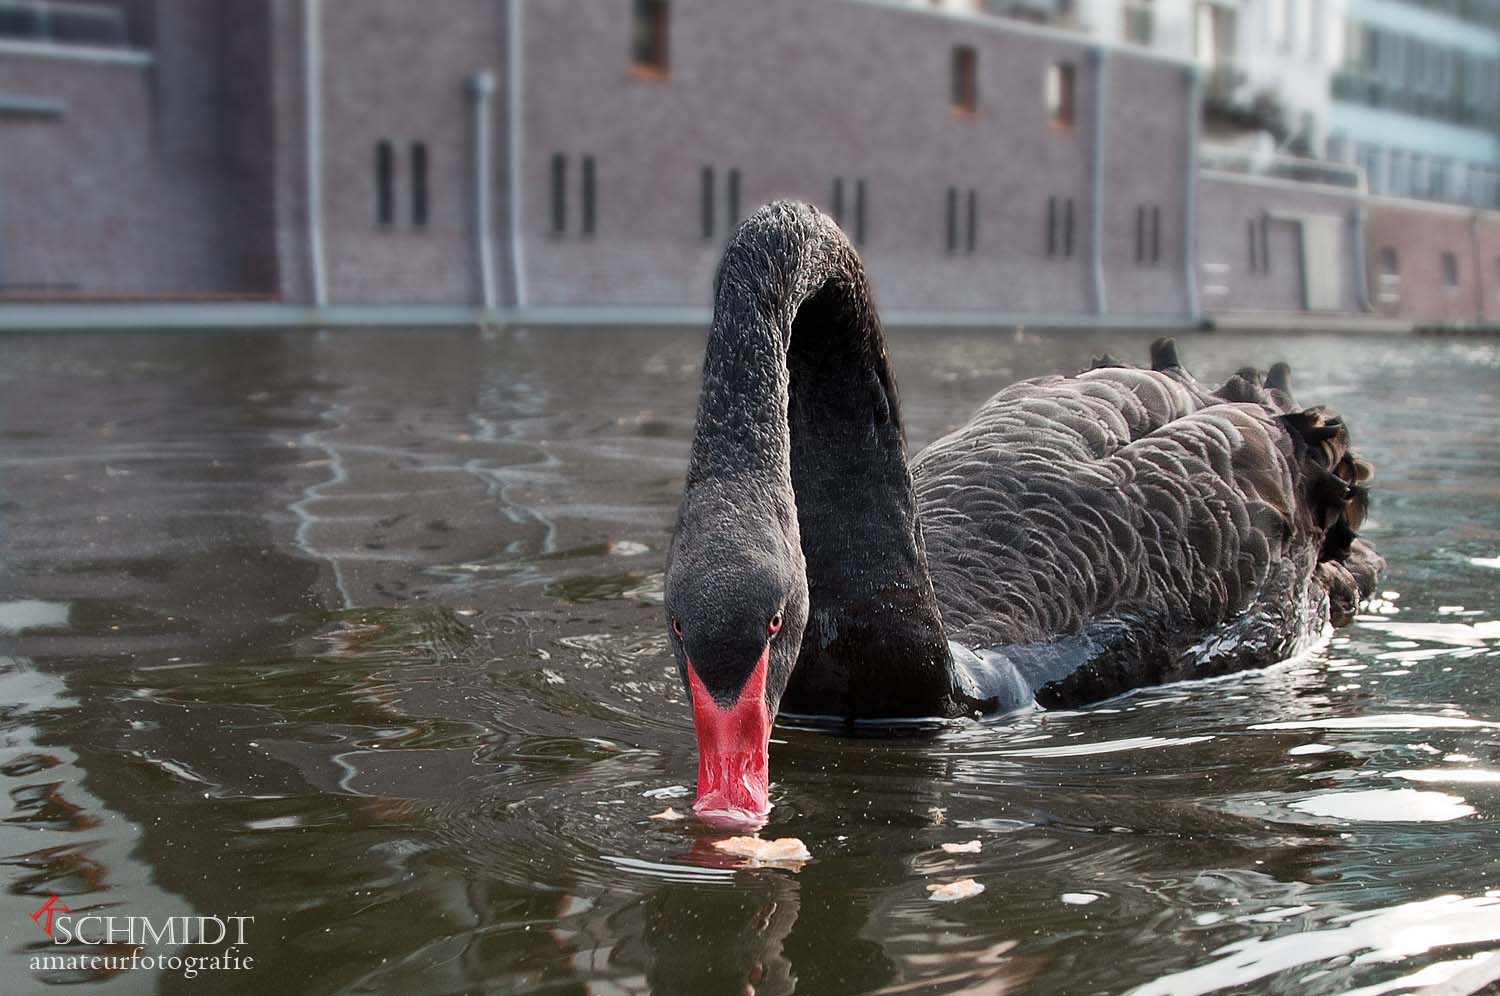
[1265,361,1298,410]
[1212,359,1301,413]
[1149,337,1182,372]
[1278,406,1384,625]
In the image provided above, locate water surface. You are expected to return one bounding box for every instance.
[2,328,1499,995]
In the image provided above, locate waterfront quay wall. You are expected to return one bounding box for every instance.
[1,0,1494,331]
[1364,198,1499,326]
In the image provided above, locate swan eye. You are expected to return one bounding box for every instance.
[768,612,784,637]
[671,618,683,638]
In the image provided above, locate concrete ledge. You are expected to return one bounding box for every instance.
[0,93,66,117]
[1200,169,1364,200]
[0,303,486,331]
[0,39,153,66]
[1208,311,1414,334]
[0,301,1210,333]
[7,302,1434,336]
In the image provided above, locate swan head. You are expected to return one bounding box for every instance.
[664,491,807,826]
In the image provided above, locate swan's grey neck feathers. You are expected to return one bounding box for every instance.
[676,203,968,719]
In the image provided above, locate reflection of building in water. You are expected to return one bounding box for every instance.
[0,651,205,989]
[0,0,1495,327]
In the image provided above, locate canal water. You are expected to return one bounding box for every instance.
[1,327,1498,996]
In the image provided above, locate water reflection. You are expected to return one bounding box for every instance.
[1130,893,1500,996]
[0,330,1497,994]
[1289,788,1477,822]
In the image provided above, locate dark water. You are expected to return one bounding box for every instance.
[2,327,1499,996]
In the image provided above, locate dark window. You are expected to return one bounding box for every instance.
[375,140,395,227]
[854,178,867,246]
[832,177,845,226]
[550,154,567,234]
[965,189,977,252]
[1260,215,1271,273]
[946,186,958,253]
[1247,218,1259,272]
[726,168,741,229]
[951,46,977,114]
[632,0,669,76]
[1379,246,1399,277]
[0,2,125,46]
[1047,63,1076,128]
[701,166,715,240]
[410,142,429,228]
[1149,205,1161,264]
[1045,196,1075,258]
[1137,205,1148,264]
[581,155,596,236]
[1442,251,1459,288]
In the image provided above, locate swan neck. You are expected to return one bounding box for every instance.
[688,204,963,718]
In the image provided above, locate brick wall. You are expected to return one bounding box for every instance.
[318,0,509,305]
[1099,55,1193,316]
[515,0,1193,317]
[0,2,277,297]
[32,0,1498,326]
[1196,174,1362,315]
[1365,200,1500,325]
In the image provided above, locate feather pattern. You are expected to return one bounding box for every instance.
[914,345,1381,706]
[666,200,1383,729]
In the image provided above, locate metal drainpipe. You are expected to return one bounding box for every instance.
[1183,64,1202,324]
[471,71,498,312]
[1352,205,1372,313]
[1089,45,1109,317]
[304,0,328,308]
[507,0,528,311]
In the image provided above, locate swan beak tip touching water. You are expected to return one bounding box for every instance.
[666,522,805,825]
[665,200,1381,824]
[684,645,774,824]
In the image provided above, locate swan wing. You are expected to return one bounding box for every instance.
[912,345,1378,697]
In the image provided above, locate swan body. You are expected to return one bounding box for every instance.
[663,202,1381,823]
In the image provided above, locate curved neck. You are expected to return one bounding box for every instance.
[686,204,963,719]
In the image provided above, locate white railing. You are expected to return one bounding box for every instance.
[1200,143,1367,192]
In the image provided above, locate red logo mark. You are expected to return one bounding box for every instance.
[31,895,70,936]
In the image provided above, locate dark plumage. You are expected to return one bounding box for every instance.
[664,202,1382,819]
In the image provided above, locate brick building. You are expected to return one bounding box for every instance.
[0,0,1495,327]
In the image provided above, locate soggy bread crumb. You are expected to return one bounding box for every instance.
[927,878,985,902]
[712,836,811,866]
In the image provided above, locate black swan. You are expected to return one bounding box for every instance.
[664,201,1382,824]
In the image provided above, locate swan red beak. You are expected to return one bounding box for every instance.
[686,647,771,825]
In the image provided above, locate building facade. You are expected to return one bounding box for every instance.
[1327,0,1500,208]
[0,0,1496,327]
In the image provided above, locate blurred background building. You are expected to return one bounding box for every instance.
[0,0,1496,329]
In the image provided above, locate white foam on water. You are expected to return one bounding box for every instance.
[1289,788,1476,822]
[1388,768,1500,785]
[958,735,1214,759]
[0,600,69,634]
[1252,714,1499,732]
[1127,894,1500,996]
